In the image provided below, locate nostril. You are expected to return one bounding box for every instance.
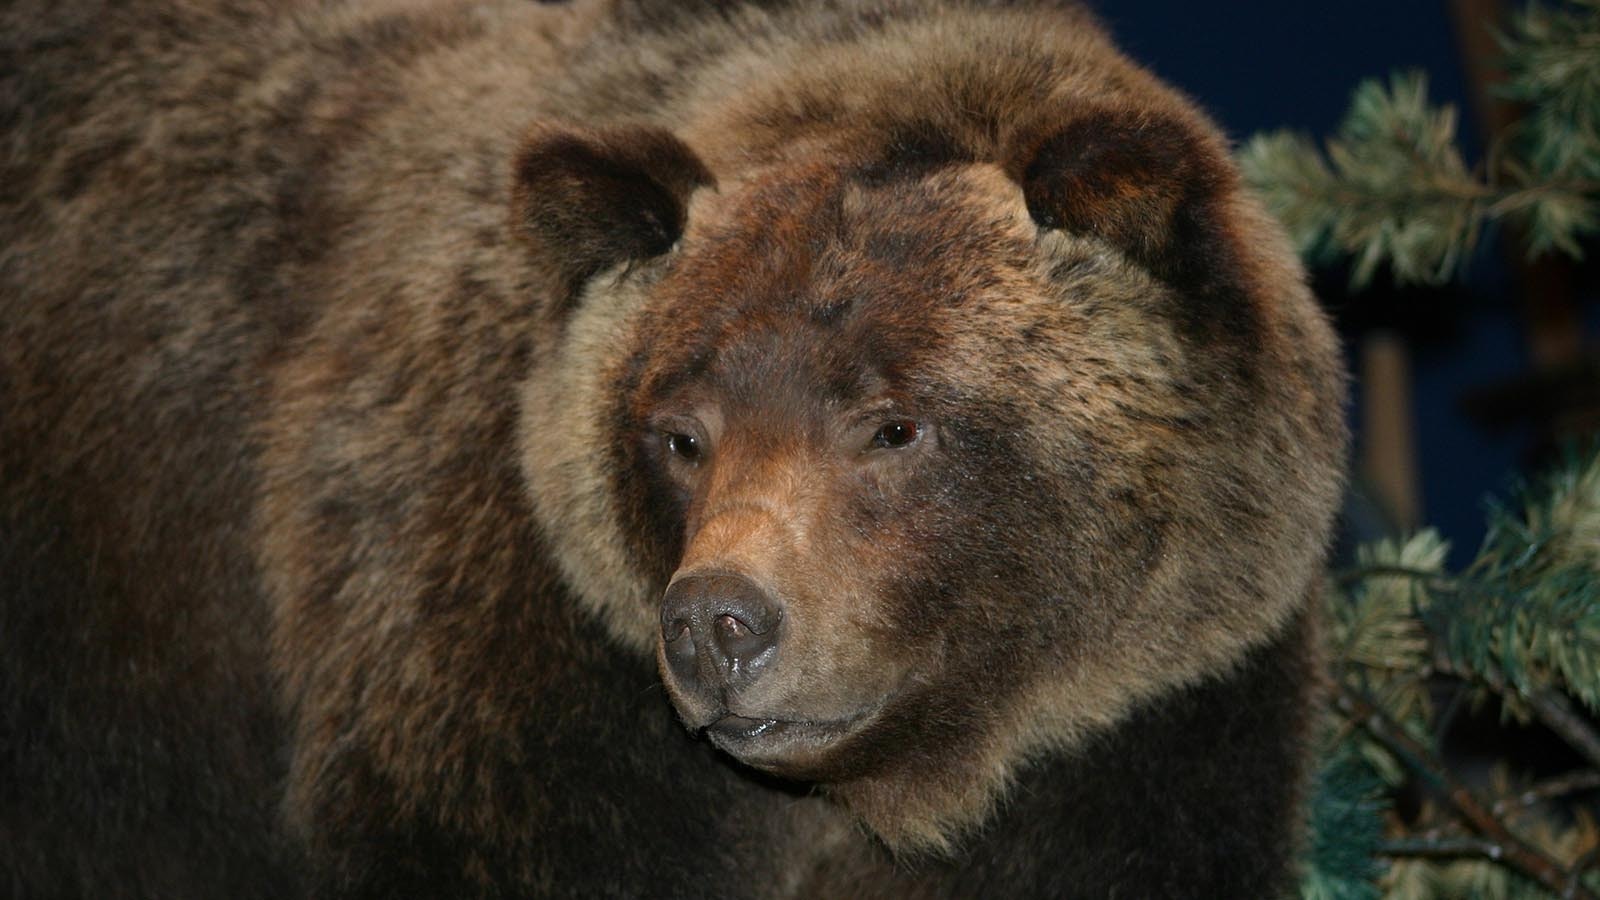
[716,609,775,635]
[662,616,691,642]
[663,620,697,677]
[712,611,777,671]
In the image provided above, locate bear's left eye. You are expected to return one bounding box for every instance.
[871,420,920,449]
[664,432,702,462]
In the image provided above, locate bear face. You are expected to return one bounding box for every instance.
[517,95,1345,853]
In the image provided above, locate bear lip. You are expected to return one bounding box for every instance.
[704,712,860,775]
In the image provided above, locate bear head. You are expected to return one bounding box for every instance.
[511,44,1346,853]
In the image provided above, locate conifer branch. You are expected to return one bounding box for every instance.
[1333,565,1459,589]
[1528,689,1600,772]
[1429,647,1600,772]
[1335,685,1600,900]
[1240,0,1600,286]
[1309,450,1600,898]
[1490,770,1600,816]
[1380,835,1510,860]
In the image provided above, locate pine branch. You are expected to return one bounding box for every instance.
[1311,448,1600,898]
[1491,770,1600,817]
[1333,565,1459,589]
[1326,532,1452,790]
[1432,448,1600,716]
[1335,685,1600,900]
[1381,835,1513,861]
[1240,0,1600,286]
[1301,746,1388,900]
[1500,0,1600,214]
[1238,73,1486,288]
[1429,647,1600,772]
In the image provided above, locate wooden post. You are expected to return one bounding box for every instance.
[1361,330,1422,530]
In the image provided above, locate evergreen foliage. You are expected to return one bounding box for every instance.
[1301,748,1388,900]
[1304,446,1600,899]
[1239,0,1600,287]
[1434,450,1600,714]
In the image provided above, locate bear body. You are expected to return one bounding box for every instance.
[0,1,1346,896]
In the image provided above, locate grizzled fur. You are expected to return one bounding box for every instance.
[0,0,1347,897]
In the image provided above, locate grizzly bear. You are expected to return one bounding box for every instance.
[0,0,1347,897]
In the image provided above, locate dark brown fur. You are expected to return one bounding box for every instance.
[1,1,1346,896]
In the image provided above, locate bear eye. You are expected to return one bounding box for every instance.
[664,432,702,462]
[871,420,920,449]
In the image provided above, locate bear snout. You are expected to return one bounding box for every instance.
[660,571,784,698]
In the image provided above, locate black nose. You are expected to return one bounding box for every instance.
[661,572,783,689]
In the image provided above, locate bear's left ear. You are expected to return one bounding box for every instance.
[511,124,712,305]
[1014,110,1229,284]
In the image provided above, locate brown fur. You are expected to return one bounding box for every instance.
[1,1,1346,896]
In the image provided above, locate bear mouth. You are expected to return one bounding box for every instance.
[703,713,861,775]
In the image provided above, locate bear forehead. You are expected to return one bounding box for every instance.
[632,162,1056,407]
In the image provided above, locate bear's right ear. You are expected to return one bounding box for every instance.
[510,124,712,304]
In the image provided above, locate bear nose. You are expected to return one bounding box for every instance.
[661,573,783,688]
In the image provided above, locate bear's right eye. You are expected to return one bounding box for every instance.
[664,432,702,463]
[871,419,921,450]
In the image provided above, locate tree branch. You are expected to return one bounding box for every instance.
[1336,684,1599,900]
[1431,646,1600,772]
[1334,564,1457,589]
[1380,835,1505,860]
[1529,689,1600,773]
[1492,769,1600,818]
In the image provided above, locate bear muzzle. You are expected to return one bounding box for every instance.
[657,570,886,775]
